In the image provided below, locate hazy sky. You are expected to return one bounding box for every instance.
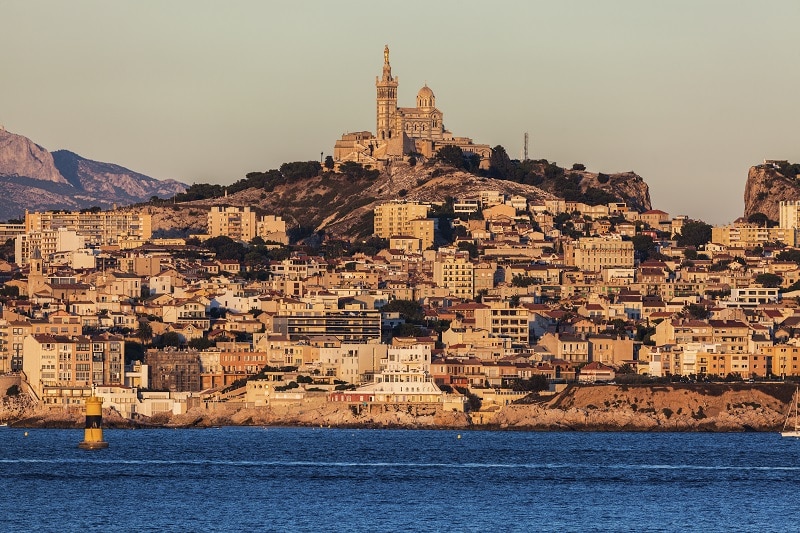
[2,1,798,224]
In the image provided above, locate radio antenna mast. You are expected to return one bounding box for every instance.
[523,132,529,161]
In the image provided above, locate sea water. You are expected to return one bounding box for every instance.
[1,427,799,532]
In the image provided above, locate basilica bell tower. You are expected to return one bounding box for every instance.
[376,45,398,142]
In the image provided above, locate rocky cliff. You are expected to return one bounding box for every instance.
[0,129,67,184]
[0,128,186,220]
[743,164,800,222]
[6,383,793,432]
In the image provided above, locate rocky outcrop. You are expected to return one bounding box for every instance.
[492,382,792,432]
[744,164,800,222]
[7,383,795,432]
[0,128,68,184]
[163,161,651,241]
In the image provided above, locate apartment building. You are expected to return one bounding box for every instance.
[373,201,434,249]
[473,301,529,346]
[22,333,124,403]
[433,252,474,299]
[207,207,288,244]
[711,222,796,248]
[24,209,152,246]
[563,236,634,272]
[15,228,85,266]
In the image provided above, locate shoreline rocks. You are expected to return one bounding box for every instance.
[5,383,794,433]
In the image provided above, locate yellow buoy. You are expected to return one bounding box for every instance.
[78,395,109,450]
[457,434,461,439]
[24,431,28,437]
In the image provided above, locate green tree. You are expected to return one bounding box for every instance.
[747,212,775,227]
[632,235,657,262]
[279,160,322,180]
[156,332,183,348]
[686,303,711,320]
[777,249,800,265]
[124,341,145,365]
[324,155,335,170]
[137,320,153,346]
[572,163,586,171]
[616,363,635,374]
[6,384,20,396]
[755,273,782,288]
[381,299,424,323]
[511,375,549,392]
[677,220,712,247]
[436,145,465,169]
[188,337,215,350]
[457,241,479,258]
[488,145,514,179]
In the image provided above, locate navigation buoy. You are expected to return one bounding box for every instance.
[78,395,109,450]
[457,434,461,439]
[23,431,28,437]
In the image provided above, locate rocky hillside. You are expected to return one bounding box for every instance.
[744,163,800,222]
[0,128,66,184]
[139,160,652,240]
[497,382,793,431]
[0,128,186,220]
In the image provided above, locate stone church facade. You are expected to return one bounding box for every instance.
[334,46,491,169]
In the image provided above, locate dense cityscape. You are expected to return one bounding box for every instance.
[1,47,799,429]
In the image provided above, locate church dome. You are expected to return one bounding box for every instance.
[416,85,435,109]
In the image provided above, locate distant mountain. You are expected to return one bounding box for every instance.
[0,128,187,220]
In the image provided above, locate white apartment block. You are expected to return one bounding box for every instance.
[15,228,85,266]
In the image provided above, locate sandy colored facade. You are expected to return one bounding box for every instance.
[563,236,635,272]
[334,46,491,168]
[24,209,152,246]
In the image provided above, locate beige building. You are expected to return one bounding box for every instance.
[15,228,85,266]
[711,222,796,248]
[334,46,491,168]
[779,200,800,230]
[373,201,434,249]
[24,209,151,246]
[563,236,635,272]
[22,333,124,403]
[474,301,529,346]
[433,253,474,299]
[207,207,288,244]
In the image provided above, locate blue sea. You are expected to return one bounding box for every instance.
[2,427,799,532]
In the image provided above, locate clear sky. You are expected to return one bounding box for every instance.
[2,1,798,224]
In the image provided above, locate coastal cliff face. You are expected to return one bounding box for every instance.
[743,164,800,222]
[494,383,791,432]
[6,383,794,432]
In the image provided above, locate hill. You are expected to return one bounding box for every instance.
[0,128,187,220]
[141,158,652,240]
[744,161,800,222]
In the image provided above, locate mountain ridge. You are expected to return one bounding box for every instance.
[0,128,187,220]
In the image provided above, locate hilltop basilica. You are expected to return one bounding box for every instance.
[333,46,491,169]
